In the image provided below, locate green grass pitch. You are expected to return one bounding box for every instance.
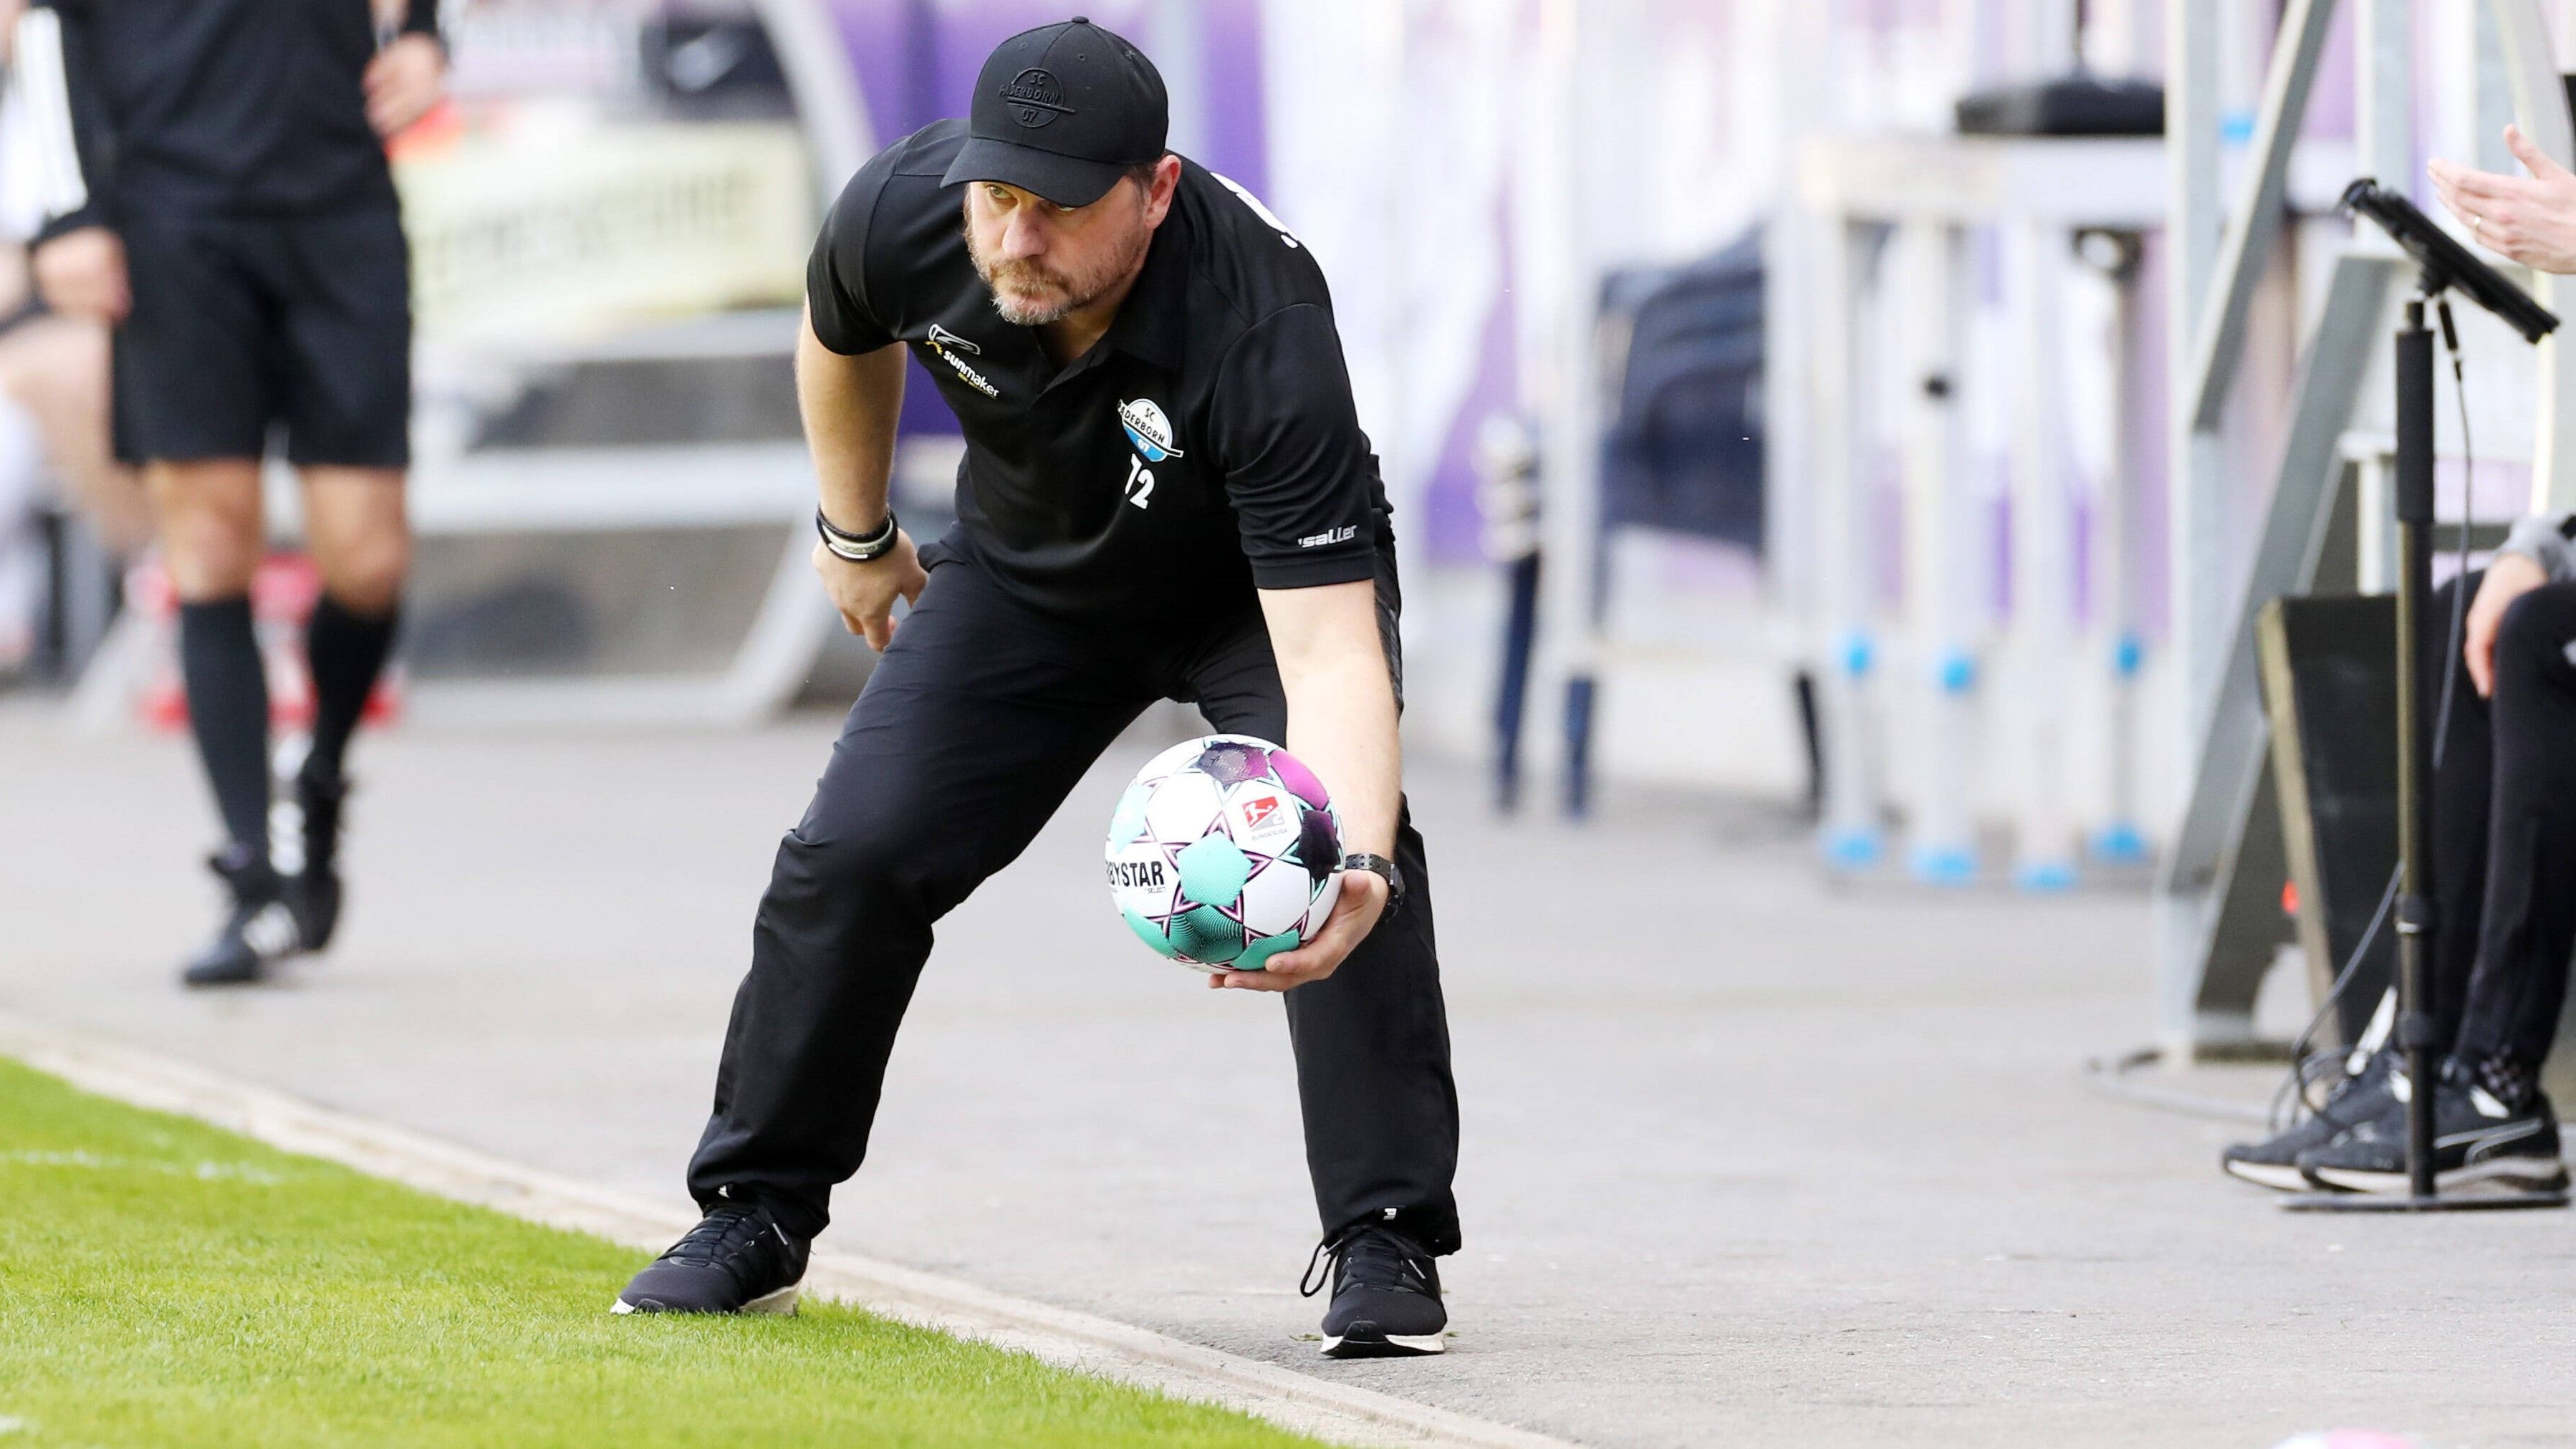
[0,1057,1327,1448]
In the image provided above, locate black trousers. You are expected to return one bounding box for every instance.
[686,542,1462,1254]
[2428,571,2576,1067]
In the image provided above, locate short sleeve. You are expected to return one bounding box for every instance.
[1208,304,1380,589]
[804,158,898,355]
[2501,510,2576,582]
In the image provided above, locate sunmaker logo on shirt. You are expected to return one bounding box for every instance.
[926,325,999,398]
[1118,398,1184,462]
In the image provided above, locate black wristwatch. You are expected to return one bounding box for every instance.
[817,506,900,563]
[1342,852,1404,912]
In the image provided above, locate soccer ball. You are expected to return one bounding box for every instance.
[1104,734,1345,972]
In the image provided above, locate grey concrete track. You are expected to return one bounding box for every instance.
[2,698,2571,1448]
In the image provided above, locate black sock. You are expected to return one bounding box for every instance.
[2474,1053,2540,1113]
[178,597,271,858]
[304,593,399,782]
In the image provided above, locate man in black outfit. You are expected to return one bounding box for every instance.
[615,19,1461,1357]
[11,0,443,985]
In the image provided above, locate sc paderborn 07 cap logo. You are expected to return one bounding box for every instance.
[1000,67,1074,128]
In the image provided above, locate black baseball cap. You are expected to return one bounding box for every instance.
[942,17,1168,208]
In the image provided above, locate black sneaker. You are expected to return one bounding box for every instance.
[1302,1212,1446,1359]
[2221,1050,2398,1191]
[613,1198,809,1315]
[284,769,348,952]
[180,845,304,988]
[2295,1061,2570,1195]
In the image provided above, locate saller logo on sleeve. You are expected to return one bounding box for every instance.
[1297,524,1359,549]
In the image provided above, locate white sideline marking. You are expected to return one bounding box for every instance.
[0,1014,1574,1449]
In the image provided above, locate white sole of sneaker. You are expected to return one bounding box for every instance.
[1320,1332,1445,1358]
[2221,1160,2311,1191]
[610,1282,802,1316]
[2307,1159,2571,1195]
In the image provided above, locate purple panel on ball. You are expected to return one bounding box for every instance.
[1295,806,1342,883]
[1196,741,1272,786]
[1271,750,1330,807]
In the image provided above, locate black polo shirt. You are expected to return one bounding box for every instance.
[26,0,442,241]
[806,118,1390,630]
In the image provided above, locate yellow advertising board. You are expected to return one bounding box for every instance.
[396,114,813,347]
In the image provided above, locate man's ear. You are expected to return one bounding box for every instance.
[1144,154,1183,225]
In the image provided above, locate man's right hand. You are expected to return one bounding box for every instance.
[812,529,928,651]
[31,227,130,325]
[2464,551,2552,698]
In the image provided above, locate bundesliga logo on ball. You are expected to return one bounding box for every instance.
[1105,734,1345,972]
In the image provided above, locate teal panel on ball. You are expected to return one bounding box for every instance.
[1108,784,1153,846]
[1232,928,1304,973]
[1168,905,1246,963]
[1123,908,1178,957]
[1175,836,1252,908]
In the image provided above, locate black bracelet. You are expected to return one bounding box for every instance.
[817,506,899,563]
[1342,852,1404,915]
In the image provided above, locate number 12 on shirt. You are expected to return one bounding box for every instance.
[1123,453,1155,509]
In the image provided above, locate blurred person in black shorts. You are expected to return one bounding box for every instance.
[9,0,445,986]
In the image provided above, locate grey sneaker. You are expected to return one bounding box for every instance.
[2221,1051,2399,1190]
[2296,1061,2570,1195]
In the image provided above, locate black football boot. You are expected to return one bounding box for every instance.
[180,844,304,988]
[284,766,348,952]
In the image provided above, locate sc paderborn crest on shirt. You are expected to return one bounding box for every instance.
[1118,398,1184,463]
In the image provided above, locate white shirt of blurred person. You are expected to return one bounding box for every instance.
[0,0,140,672]
[2429,125,2576,684]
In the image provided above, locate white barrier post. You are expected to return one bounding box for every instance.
[1896,219,1981,885]
[2004,218,2082,890]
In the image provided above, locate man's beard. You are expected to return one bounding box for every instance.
[966,213,1150,327]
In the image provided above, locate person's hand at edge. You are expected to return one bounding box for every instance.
[1206,867,1388,993]
[30,228,129,325]
[812,529,927,652]
[2464,550,2551,698]
[2429,125,2576,274]
[364,32,446,138]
